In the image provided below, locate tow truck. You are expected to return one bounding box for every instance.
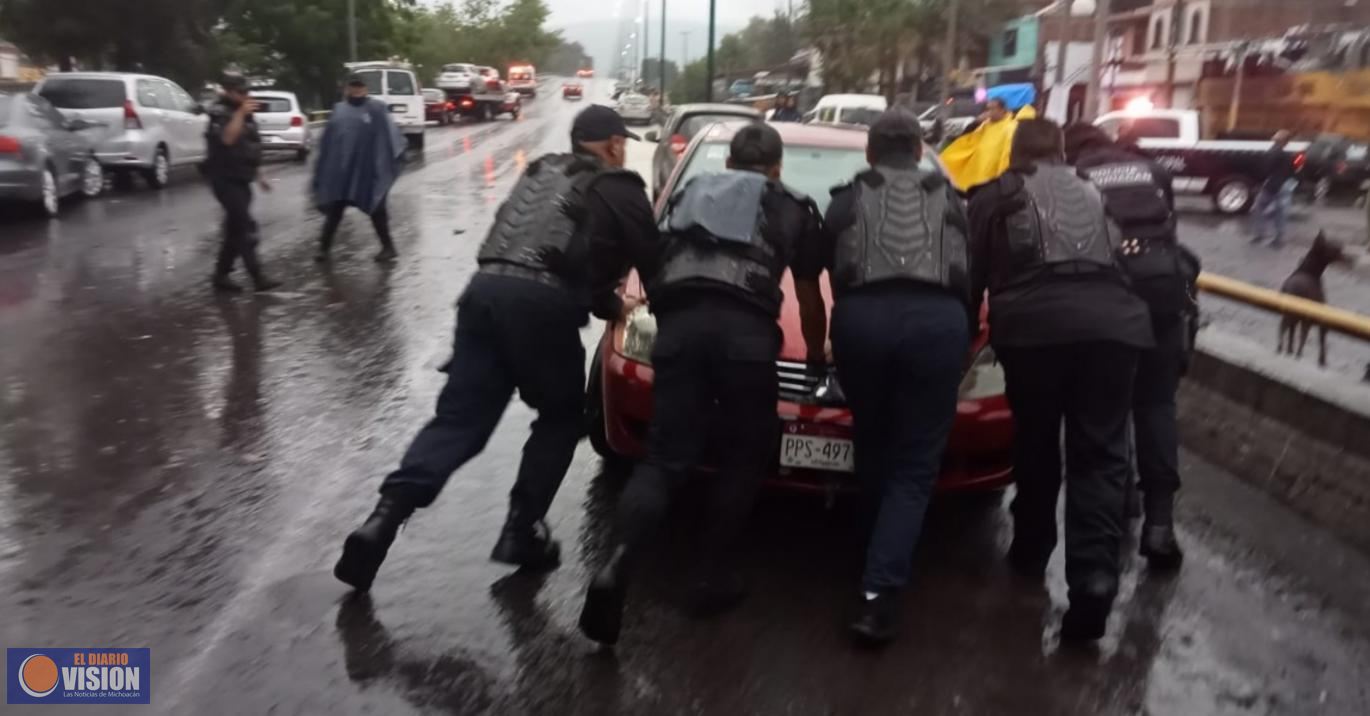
[434,69,522,122]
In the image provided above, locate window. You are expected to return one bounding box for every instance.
[839,107,882,126]
[678,112,752,139]
[1122,117,1181,139]
[817,106,836,123]
[152,82,181,113]
[1151,17,1165,50]
[167,83,197,112]
[386,71,416,96]
[38,78,126,109]
[1187,10,1205,45]
[1003,28,1019,58]
[136,79,162,108]
[355,71,384,96]
[253,97,294,113]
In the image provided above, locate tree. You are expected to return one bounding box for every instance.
[640,58,678,91]
[669,58,710,104]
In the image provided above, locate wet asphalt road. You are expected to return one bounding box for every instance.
[2,85,1370,715]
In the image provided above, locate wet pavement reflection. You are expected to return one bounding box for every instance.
[2,84,1369,715]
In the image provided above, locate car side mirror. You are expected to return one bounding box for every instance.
[644,130,659,143]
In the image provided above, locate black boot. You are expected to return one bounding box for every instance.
[374,245,398,263]
[489,515,561,570]
[1061,573,1116,643]
[1139,523,1184,571]
[579,545,631,645]
[334,492,418,592]
[849,590,899,647]
[212,273,243,292]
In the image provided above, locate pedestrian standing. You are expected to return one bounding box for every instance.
[1067,123,1198,572]
[968,119,1155,642]
[1250,130,1297,248]
[813,109,973,646]
[205,74,279,293]
[771,94,803,123]
[333,105,654,593]
[578,123,826,646]
[312,75,407,263]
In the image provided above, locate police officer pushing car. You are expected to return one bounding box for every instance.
[578,123,825,646]
[333,105,654,593]
[811,109,973,646]
[1066,122,1198,571]
[968,119,1154,642]
[205,74,279,293]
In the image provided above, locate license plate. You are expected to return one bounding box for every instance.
[780,434,855,472]
[389,104,406,113]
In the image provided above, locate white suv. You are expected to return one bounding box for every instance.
[435,63,482,92]
[345,62,426,148]
[36,72,209,189]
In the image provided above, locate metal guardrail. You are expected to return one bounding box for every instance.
[1197,272,1370,342]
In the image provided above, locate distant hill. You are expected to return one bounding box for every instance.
[554,19,743,75]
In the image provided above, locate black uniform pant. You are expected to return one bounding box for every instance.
[381,274,586,526]
[614,295,781,569]
[320,198,395,251]
[211,178,264,280]
[1133,314,1184,523]
[830,286,969,593]
[998,342,1138,599]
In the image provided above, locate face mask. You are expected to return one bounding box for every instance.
[347,95,367,106]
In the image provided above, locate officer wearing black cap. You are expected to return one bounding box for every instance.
[1065,122,1198,572]
[809,108,972,646]
[578,122,825,646]
[968,118,1154,642]
[205,73,279,292]
[333,104,654,593]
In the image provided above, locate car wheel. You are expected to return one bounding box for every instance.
[1212,175,1255,215]
[143,147,170,189]
[80,155,105,199]
[585,349,625,465]
[39,165,60,218]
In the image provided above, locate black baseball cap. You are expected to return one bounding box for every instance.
[220,73,250,92]
[868,108,923,144]
[729,122,784,167]
[571,105,640,143]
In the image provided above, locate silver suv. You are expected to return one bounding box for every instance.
[35,72,209,189]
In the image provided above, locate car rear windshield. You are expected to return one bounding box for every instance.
[39,78,127,109]
[678,143,937,212]
[678,113,754,139]
[252,97,293,113]
[442,64,473,73]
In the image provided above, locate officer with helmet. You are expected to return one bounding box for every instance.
[810,108,974,646]
[333,105,654,593]
[1065,122,1198,572]
[578,123,826,646]
[968,119,1154,642]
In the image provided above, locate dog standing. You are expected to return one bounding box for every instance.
[1278,231,1349,367]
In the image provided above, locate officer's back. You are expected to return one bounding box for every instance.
[204,92,261,184]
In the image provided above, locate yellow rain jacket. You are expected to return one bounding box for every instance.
[940,105,1037,191]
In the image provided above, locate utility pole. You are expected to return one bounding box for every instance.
[1164,0,1186,107]
[643,1,650,87]
[706,0,717,101]
[1054,0,1073,87]
[347,0,357,62]
[660,0,668,96]
[1083,0,1110,120]
[681,31,691,68]
[1226,41,1249,132]
[940,0,959,120]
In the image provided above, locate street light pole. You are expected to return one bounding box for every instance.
[660,0,667,97]
[939,0,959,120]
[681,31,691,68]
[1083,0,1110,120]
[643,1,650,87]
[706,0,716,101]
[347,0,357,62]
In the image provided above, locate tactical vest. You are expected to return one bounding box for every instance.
[650,170,790,309]
[997,164,1122,290]
[476,153,618,284]
[1079,157,1188,313]
[832,167,968,299]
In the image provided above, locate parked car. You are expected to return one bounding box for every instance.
[508,65,537,97]
[249,90,312,161]
[345,62,426,148]
[423,88,454,125]
[35,72,209,189]
[615,92,653,125]
[562,83,584,100]
[587,122,1014,495]
[0,92,106,217]
[643,103,762,198]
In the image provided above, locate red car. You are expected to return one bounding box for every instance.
[422,89,454,125]
[586,122,1014,495]
[563,83,584,100]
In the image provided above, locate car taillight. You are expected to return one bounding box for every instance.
[460,97,474,108]
[669,134,687,156]
[124,100,142,130]
[446,101,456,110]
[0,135,20,154]
[290,116,303,127]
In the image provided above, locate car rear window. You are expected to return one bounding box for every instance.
[838,107,882,126]
[679,113,755,139]
[355,71,384,96]
[252,97,293,113]
[443,64,473,73]
[677,142,938,212]
[386,71,417,96]
[39,78,127,109]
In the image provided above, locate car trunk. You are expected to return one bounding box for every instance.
[37,78,127,143]
[252,97,296,132]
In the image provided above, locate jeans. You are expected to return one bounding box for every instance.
[998,342,1138,600]
[1251,179,1296,245]
[382,273,586,526]
[320,198,395,251]
[614,296,780,567]
[211,178,264,281]
[1133,314,1184,524]
[830,285,970,593]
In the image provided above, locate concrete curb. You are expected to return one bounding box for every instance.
[1180,328,1370,554]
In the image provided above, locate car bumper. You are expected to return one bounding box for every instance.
[92,132,156,169]
[259,128,309,151]
[597,333,1015,494]
[0,161,42,201]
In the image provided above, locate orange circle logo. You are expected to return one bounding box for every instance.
[18,654,59,698]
